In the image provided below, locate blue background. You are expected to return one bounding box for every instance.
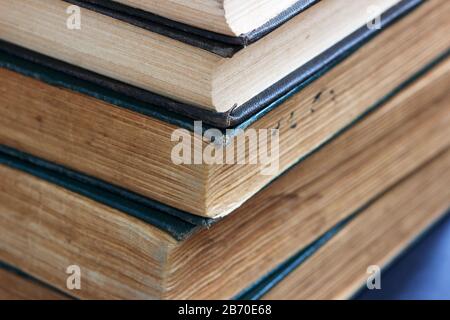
[357,213,450,300]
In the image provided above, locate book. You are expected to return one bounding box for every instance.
[0,0,404,113]
[242,150,450,299]
[0,0,447,217]
[107,0,315,37]
[0,57,448,299]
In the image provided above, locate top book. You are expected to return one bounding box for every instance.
[112,0,305,36]
[0,0,400,116]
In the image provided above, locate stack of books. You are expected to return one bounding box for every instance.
[0,0,449,300]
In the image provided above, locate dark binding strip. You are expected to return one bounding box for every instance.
[64,0,320,57]
[0,0,423,129]
[0,145,213,241]
[243,0,320,45]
